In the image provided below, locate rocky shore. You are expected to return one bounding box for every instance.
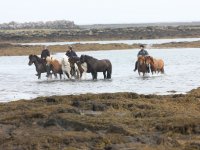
[0,88,200,149]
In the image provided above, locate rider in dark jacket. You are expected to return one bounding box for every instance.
[40,46,51,77]
[134,45,150,72]
[66,46,77,58]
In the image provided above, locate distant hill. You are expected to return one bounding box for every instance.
[80,22,200,29]
[1,20,200,30]
[0,20,77,30]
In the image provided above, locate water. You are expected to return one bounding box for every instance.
[0,48,200,102]
[18,38,200,46]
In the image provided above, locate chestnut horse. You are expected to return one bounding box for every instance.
[46,56,63,79]
[61,55,72,79]
[145,56,164,74]
[137,56,148,76]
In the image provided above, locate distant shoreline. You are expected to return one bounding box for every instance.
[0,40,200,56]
[0,24,200,56]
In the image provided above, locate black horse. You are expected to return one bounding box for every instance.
[28,55,55,79]
[80,55,112,80]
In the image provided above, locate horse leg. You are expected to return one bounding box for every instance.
[143,72,145,77]
[80,72,83,79]
[106,68,112,79]
[94,72,98,80]
[91,72,97,80]
[38,73,41,79]
[77,70,80,79]
[103,71,106,79]
[53,72,58,79]
[161,68,165,74]
[91,72,95,80]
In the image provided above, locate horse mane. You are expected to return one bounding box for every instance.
[30,54,43,63]
[146,56,154,64]
[84,55,98,61]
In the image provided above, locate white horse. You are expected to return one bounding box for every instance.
[80,62,87,79]
[61,55,72,79]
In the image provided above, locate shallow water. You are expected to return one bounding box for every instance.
[18,37,200,46]
[1,48,200,102]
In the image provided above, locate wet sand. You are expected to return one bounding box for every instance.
[0,88,200,149]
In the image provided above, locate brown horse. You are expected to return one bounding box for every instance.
[137,56,148,76]
[68,56,87,79]
[28,55,58,79]
[145,56,164,74]
[46,56,63,79]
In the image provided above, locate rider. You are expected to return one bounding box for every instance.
[134,44,150,72]
[65,45,77,58]
[41,46,51,77]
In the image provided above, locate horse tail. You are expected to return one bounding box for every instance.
[106,60,112,79]
[162,68,165,74]
[160,59,165,74]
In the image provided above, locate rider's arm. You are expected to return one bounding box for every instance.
[137,51,140,57]
[145,50,149,55]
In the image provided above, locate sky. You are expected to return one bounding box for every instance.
[1,0,200,25]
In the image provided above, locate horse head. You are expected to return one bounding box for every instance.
[28,54,36,66]
[80,55,86,63]
[145,56,154,65]
[138,56,145,65]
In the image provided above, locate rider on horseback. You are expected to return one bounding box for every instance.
[41,46,51,77]
[65,46,77,58]
[134,45,150,72]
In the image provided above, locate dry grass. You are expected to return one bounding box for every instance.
[1,41,200,56]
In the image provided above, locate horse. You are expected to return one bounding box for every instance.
[137,56,148,76]
[28,55,56,79]
[145,56,164,74]
[61,55,72,79]
[80,55,112,80]
[46,56,63,79]
[68,56,87,79]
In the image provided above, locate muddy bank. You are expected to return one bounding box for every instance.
[0,40,200,56]
[0,43,136,56]
[0,88,200,149]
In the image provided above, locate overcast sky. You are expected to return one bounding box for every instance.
[1,0,200,24]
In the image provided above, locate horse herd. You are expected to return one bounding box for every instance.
[28,54,164,80]
[28,54,112,80]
